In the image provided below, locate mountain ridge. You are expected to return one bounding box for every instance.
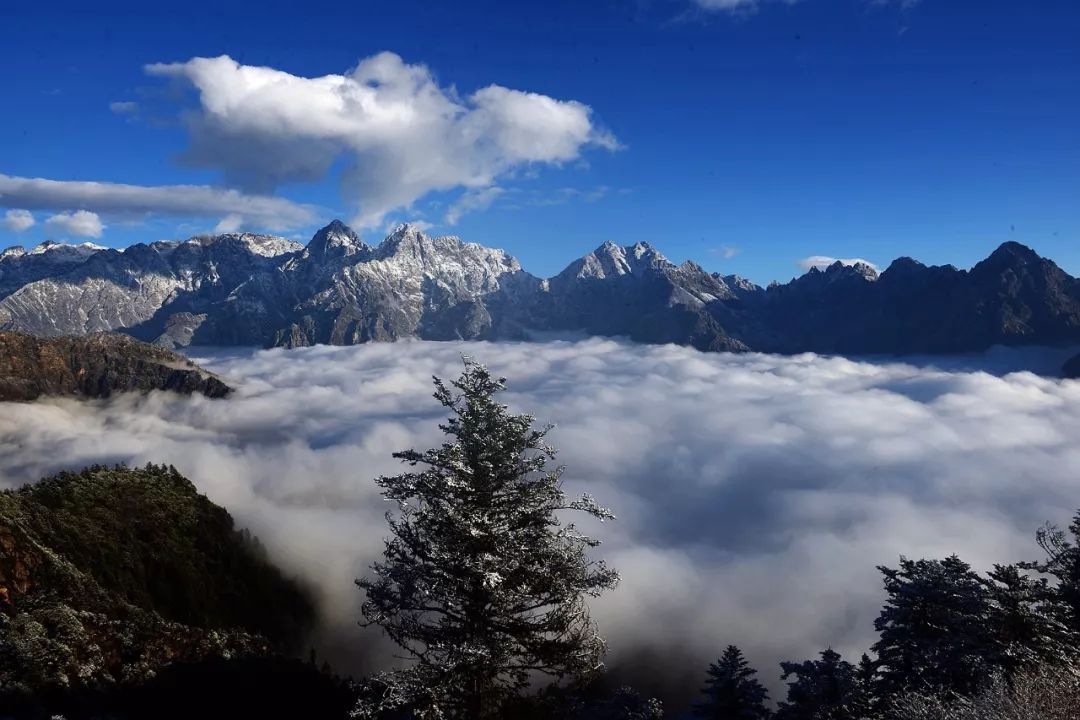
[2,221,1079,356]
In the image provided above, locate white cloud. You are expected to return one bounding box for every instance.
[381,218,433,235]
[44,210,105,238]
[2,209,35,232]
[695,0,762,10]
[445,187,505,225]
[109,100,139,115]
[1,339,1076,709]
[145,52,618,229]
[500,185,619,210]
[213,213,244,233]
[695,0,915,12]
[798,255,879,272]
[0,174,317,231]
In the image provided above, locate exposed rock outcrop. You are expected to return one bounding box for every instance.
[0,331,231,401]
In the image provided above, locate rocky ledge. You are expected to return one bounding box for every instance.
[0,331,231,401]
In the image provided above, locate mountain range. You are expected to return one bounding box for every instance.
[2,221,1080,356]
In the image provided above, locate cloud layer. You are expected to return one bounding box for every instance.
[147,52,618,228]
[0,174,317,232]
[0,339,1076,708]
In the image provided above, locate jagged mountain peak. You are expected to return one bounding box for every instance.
[29,240,106,256]
[718,274,764,297]
[969,241,1056,281]
[571,239,669,280]
[982,240,1044,268]
[371,225,513,270]
[797,260,879,284]
[1,245,26,259]
[377,222,435,255]
[305,219,369,258]
[385,221,428,238]
[820,260,878,279]
[185,232,302,257]
[630,240,660,260]
[884,256,925,273]
[848,261,879,281]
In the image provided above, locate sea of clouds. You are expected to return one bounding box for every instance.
[2,338,1080,705]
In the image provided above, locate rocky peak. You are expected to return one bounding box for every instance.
[202,233,303,258]
[584,240,632,278]
[570,240,670,280]
[718,274,764,297]
[821,260,877,279]
[630,241,659,261]
[799,261,879,284]
[0,331,231,401]
[376,222,431,258]
[27,240,105,259]
[990,240,1041,263]
[849,261,879,281]
[973,241,1046,277]
[1,246,26,259]
[305,219,370,259]
[884,256,925,274]
[29,240,63,255]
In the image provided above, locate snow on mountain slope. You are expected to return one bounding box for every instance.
[2,221,1080,357]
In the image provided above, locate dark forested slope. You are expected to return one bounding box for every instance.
[0,464,319,715]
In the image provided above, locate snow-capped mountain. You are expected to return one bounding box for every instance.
[2,223,1080,356]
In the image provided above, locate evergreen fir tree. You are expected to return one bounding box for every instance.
[851,653,882,720]
[983,563,1077,678]
[1022,514,1080,635]
[354,359,620,719]
[693,645,770,720]
[774,648,862,720]
[871,556,994,701]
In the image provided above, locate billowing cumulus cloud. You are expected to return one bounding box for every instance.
[0,339,1076,708]
[145,52,619,229]
[2,209,35,232]
[798,255,879,272]
[44,209,105,238]
[0,174,317,231]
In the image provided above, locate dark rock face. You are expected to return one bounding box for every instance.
[1063,353,1080,379]
[0,331,231,401]
[531,241,747,352]
[738,242,1080,354]
[3,221,1080,357]
[0,465,316,701]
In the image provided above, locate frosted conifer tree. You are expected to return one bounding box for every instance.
[774,648,864,720]
[354,359,620,719]
[872,556,994,700]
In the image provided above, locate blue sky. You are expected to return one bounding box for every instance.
[2,0,1078,283]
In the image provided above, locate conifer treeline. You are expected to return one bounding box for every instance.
[690,521,1080,720]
